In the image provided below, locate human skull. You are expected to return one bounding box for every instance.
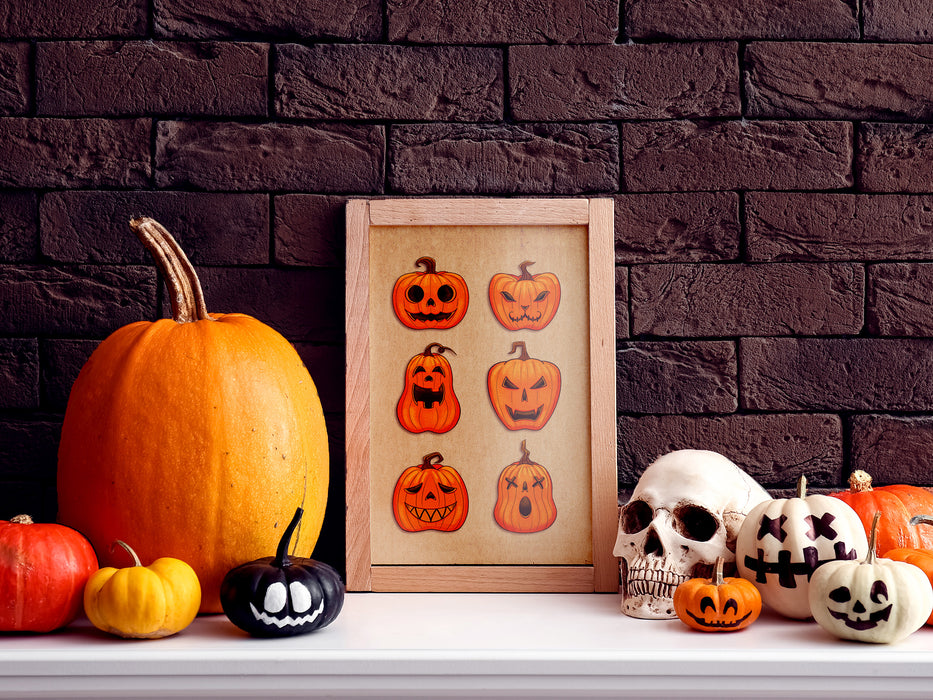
[613,449,771,619]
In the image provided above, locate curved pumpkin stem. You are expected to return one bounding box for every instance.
[421,452,445,469]
[909,514,933,527]
[130,217,211,324]
[518,440,532,464]
[112,540,143,567]
[517,261,536,280]
[273,507,304,568]
[423,342,455,357]
[508,341,531,361]
[866,512,881,564]
[848,470,873,493]
[415,257,437,274]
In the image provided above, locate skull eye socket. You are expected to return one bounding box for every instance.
[406,285,425,303]
[829,586,851,603]
[620,500,653,534]
[673,504,718,542]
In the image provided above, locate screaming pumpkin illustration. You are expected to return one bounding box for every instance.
[392,257,469,330]
[392,452,469,533]
[488,261,561,331]
[487,341,561,431]
[494,441,557,533]
[397,343,461,434]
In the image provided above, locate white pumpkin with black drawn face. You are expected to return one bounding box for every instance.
[736,475,868,619]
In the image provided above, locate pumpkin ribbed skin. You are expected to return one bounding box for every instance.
[57,218,329,614]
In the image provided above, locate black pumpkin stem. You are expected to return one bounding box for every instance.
[273,507,304,568]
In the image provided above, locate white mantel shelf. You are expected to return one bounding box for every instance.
[4,592,933,699]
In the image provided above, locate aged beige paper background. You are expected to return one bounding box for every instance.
[369,224,593,566]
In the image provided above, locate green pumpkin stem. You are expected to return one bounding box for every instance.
[866,512,881,564]
[796,474,807,499]
[130,216,212,324]
[517,261,536,280]
[508,341,531,361]
[273,507,304,568]
[113,540,142,567]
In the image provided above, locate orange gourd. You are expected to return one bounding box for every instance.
[57,217,329,613]
[488,261,561,331]
[392,452,469,532]
[487,341,561,431]
[392,257,469,330]
[493,441,557,533]
[884,514,933,626]
[396,343,461,434]
[673,557,762,632]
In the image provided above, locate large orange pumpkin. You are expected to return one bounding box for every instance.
[396,343,461,434]
[493,440,557,533]
[57,217,329,613]
[829,470,933,556]
[487,341,561,431]
[392,257,469,330]
[884,515,933,626]
[488,261,561,331]
[392,452,469,532]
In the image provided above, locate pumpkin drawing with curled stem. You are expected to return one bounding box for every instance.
[487,341,561,431]
[494,440,557,533]
[489,261,561,331]
[396,343,461,434]
[673,556,762,632]
[392,452,469,533]
[392,257,469,330]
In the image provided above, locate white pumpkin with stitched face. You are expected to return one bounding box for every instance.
[736,475,869,619]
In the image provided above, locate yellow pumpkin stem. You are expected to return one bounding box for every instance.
[848,470,873,493]
[712,556,725,586]
[129,217,212,324]
[113,540,143,567]
[10,514,33,525]
[796,474,807,499]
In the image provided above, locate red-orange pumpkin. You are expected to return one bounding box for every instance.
[884,514,933,626]
[57,217,329,613]
[396,343,461,434]
[392,452,469,532]
[488,261,561,331]
[392,257,469,330]
[493,441,557,533]
[0,514,98,632]
[487,342,561,431]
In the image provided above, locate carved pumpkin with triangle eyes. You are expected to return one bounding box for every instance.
[392,452,469,533]
[392,257,469,330]
[487,342,560,431]
[488,261,561,331]
[397,343,460,434]
[494,441,556,533]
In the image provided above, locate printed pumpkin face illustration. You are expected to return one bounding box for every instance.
[392,257,469,330]
[397,343,460,434]
[392,452,469,532]
[487,341,561,431]
[494,441,556,533]
[489,261,561,331]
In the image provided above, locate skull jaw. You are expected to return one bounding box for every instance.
[618,558,720,620]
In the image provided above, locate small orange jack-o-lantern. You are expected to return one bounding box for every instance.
[392,452,469,533]
[673,557,762,633]
[494,441,557,533]
[392,257,469,330]
[487,341,561,431]
[488,261,561,331]
[397,343,461,434]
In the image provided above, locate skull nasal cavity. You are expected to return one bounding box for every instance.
[644,528,664,556]
[674,505,718,542]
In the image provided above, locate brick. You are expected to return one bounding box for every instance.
[388,0,618,44]
[868,263,933,336]
[155,0,381,40]
[850,415,933,485]
[510,43,740,121]
[0,192,37,262]
[0,339,38,409]
[741,338,933,411]
[626,0,858,39]
[864,0,933,41]
[277,44,502,121]
[0,421,60,480]
[0,265,156,337]
[293,343,344,414]
[617,414,842,487]
[616,266,629,339]
[747,42,933,120]
[0,0,146,38]
[41,339,98,411]
[615,193,739,263]
[156,121,384,193]
[631,263,863,337]
[275,195,345,268]
[37,41,267,117]
[41,192,269,264]
[390,123,618,195]
[616,341,737,414]
[0,43,29,114]
[0,118,150,188]
[747,193,933,262]
[858,122,933,192]
[623,120,852,191]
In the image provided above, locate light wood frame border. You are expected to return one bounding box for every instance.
[345,198,618,592]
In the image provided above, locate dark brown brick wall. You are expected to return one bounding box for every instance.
[5,1,933,573]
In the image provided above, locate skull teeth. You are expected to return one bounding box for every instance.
[626,569,689,599]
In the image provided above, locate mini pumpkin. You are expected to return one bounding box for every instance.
[488,261,561,331]
[736,475,868,619]
[487,341,561,431]
[396,343,461,434]
[883,514,933,626]
[84,540,201,639]
[392,452,469,533]
[493,441,557,533]
[0,514,98,633]
[392,257,469,330]
[810,513,933,644]
[220,508,345,638]
[673,556,762,632]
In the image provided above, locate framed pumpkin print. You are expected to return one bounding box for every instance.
[345,198,618,592]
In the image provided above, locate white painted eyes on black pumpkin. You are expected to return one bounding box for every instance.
[264,582,288,613]
[829,586,851,603]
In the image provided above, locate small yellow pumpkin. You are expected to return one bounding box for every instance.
[84,540,201,639]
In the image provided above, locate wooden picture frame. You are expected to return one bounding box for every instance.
[345,198,618,592]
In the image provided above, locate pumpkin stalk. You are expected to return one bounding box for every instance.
[10,514,33,525]
[129,217,211,324]
[508,341,531,361]
[517,261,536,280]
[113,540,143,567]
[273,507,304,568]
[423,343,455,357]
[910,514,933,527]
[712,556,725,586]
[796,474,807,499]
[866,512,881,564]
[421,452,445,469]
[849,470,873,493]
[414,257,437,274]
[518,440,532,465]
